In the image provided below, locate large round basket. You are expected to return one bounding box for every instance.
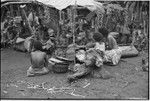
[52,63,69,73]
[49,58,69,73]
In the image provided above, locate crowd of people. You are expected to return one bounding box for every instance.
[1,7,146,81]
[1,9,56,52]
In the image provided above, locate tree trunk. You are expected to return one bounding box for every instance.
[17,5,20,16]
[10,5,14,17]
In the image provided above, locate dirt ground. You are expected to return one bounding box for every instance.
[1,48,149,99]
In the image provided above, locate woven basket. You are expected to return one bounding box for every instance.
[49,58,69,73]
[52,63,69,73]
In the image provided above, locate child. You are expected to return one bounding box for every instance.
[27,40,49,77]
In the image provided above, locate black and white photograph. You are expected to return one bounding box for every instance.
[1,0,149,100]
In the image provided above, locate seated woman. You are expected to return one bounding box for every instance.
[67,32,106,81]
[98,27,122,65]
[27,40,49,77]
[86,32,105,67]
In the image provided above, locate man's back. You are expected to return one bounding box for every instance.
[31,51,47,69]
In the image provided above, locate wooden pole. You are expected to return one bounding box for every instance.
[59,10,62,22]
[10,5,14,17]
[72,1,77,64]
[17,5,20,16]
[32,2,35,30]
[72,7,75,44]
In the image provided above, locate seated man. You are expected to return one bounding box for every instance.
[27,40,49,77]
[99,27,118,50]
[98,27,122,65]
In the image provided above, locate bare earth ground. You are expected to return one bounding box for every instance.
[1,48,149,99]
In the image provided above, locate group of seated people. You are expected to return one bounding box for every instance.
[66,27,122,81]
[2,15,139,80]
[1,11,144,80]
[66,23,145,80]
[27,26,122,80]
[1,12,56,55]
[1,17,35,49]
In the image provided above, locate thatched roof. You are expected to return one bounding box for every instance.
[36,0,104,12]
[1,0,35,7]
[1,0,33,3]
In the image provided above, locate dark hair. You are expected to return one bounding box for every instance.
[93,32,104,42]
[98,27,109,38]
[33,40,43,51]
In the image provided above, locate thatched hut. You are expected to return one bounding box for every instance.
[1,0,60,52]
[1,0,60,33]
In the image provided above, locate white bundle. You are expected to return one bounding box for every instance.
[16,37,25,43]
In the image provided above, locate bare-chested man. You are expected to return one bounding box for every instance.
[98,27,118,50]
[27,40,49,77]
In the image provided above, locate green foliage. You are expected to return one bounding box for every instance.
[97,1,149,33]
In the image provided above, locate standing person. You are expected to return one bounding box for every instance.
[27,40,49,77]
